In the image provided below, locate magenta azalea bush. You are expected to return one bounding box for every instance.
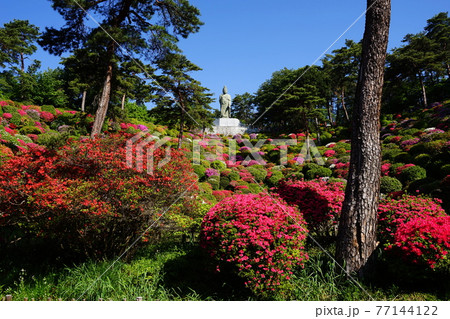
[378,195,448,268]
[275,179,345,235]
[200,193,308,298]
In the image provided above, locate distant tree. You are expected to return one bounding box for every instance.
[424,12,450,78]
[40,0,203,137]
[322,40,362,124]
[231,92,256,124]
[336,0,391,276]
[254,66,329,133]
[387,33,441,107]
[0,19,40,72]
[150,53,214,148]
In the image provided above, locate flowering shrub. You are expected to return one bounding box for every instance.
[388,216,450,268]
[39,111,55,122]
[323,150,336,158]
[200,193,308,298]
[275,179,345,235]
[0,133,199,259]
[378,195,448,268]
[205,168,219,177]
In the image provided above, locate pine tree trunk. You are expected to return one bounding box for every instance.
[418,73,428,107]
[336,0,391,277]
[91,62,113,138]
[121,93,126,110]
[81,90,87,112]
[327,100,334,127]
[341,88,350,122]
[178,98,185,150]
[20,52,25,72]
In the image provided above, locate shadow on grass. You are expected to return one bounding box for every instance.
[160,245,254,301]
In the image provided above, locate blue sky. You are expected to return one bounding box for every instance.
[1,1,449,111]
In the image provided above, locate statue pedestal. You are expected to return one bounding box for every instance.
[208,117,247,136]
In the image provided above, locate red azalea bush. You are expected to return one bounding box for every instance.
[200,193,308,298]
[212,190,233,201]
[378,195,448,269]
[274,179,345,235]
[0,133,199,259]
[389,216,450,269]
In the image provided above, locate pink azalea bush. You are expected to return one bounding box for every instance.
[378,195,448,269]
[274,179,345,235]
[200,193,308,298]
[389,216,450,269]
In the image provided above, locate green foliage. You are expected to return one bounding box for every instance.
[441,164,450,176]
[305,167,332,180]
[247,166,267,182]
[210,160,226,171]
[192,164,206,180]
[394,152,413,163]
[266,170,284,187]
[36,131,69,149]
[41,105,56,115]
[207,176,220,190]
[380,176,403,194]
[302,162,322,174]
[0,19,40,70]
[400,165,427,184]
[414,153,432,167]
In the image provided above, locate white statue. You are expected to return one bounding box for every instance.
[219,86,231,118]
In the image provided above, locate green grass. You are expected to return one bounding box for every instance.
[1,241,448,301]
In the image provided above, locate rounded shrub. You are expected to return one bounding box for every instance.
[414,153,431,167]
[266,170,284,187]
[207,175,220,190]
[41,105,56,115]
[394,152,412,163]
[247,166,267,182]
[380,176,402,194]
[441,164,450,176]
[305,167,332,180]
[19,126,42,135]
[228,170,240,181]
[275,179,345,235]
[210,160,226,171]
[219,175,231,189]
[302,162,321,174]
[400,165,426,184]
[378,196,448,269]
[200,193,308,299]
[192,164,206,180]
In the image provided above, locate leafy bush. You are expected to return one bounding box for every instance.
[380,176,403,194]
[247,166,267,182]
[394,152,412,163]
[210,160,226,171]
[207,175,220,190]
[414,154,431,167]
[193,164,206,180]
[36,131,70,149]
[388,215,450,269]
[0,133,199,260]
[441,164,450,176]
[378,195,446,252]
[400,165,427,184]
[19,126,42,135]
[266,170,284,187]
[200,193,308,299]
[41,105,56,115]
[305,167,332,180]
[0,144,14,164]
[275,179,345,235]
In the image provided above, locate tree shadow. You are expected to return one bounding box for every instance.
[161,245,254,300]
